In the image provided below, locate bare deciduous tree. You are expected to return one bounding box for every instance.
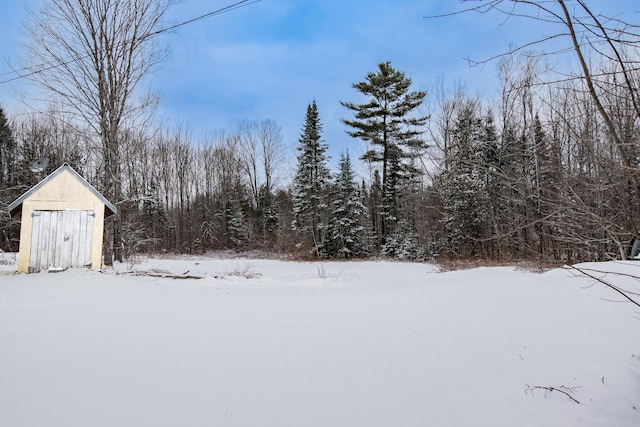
[237,120,285,209]
[24,0,171,263]
[431,0,640,260]
[237,119,285,244]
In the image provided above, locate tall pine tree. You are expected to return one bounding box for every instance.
[292,101,331,255]
[341,61,428,243]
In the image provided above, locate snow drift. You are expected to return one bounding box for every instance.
[0,255,638,426]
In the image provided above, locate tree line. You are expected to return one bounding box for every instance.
[1,51,638,264]
[1,0,639,264]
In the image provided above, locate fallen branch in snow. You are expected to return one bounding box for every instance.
[143,272,204,280]
[109,269,205,279]
[525,385,580,404]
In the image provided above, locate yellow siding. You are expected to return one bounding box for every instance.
[16,169,107,273]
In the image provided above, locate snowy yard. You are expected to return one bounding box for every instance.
[0,255,638,426]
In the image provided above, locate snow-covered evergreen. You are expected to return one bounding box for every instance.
[292,101,331,255]
[256,184,279,244]
[225,198,250,248]
[438,103,493,257]
[380,219,424,259]
[324,152,369,258]
[342,61,428,242]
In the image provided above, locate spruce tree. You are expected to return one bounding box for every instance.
[226,198,250,248]
[439,103,492,257]
[292,101,331,255]
[324,152,369,258]
[341,61,428,243]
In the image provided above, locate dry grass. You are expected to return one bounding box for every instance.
[226,262,261,279]
[434,257,561,273]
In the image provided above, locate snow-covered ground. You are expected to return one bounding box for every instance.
[0,253,638,426]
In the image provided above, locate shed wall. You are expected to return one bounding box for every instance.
[16,169,107,273]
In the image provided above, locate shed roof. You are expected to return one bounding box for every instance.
[8,163,117,218]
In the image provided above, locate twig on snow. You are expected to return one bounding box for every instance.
[525,384,581,404]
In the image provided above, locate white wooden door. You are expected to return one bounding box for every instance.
[29,210,94,272]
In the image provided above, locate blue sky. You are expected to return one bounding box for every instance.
[1,0,639,171]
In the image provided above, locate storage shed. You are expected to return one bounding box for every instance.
[8,163,116,273]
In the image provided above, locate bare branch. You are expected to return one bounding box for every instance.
[565,264,640,308]
[525,385,581,404]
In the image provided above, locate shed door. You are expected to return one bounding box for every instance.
[29,210,95,272]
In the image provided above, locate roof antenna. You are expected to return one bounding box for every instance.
[29,157,49,173]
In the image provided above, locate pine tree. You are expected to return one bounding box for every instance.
[292,101,331,255]
[342,61,428,243]
[324,152,369,258]
[380,158,425,259]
